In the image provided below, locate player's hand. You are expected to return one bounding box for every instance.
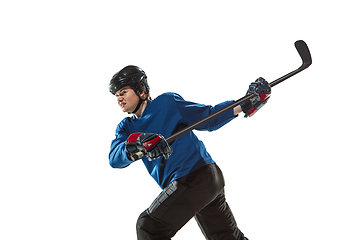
[126,133,172,161]
[240,77,271,117]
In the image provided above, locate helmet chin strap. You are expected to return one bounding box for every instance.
[128,94,144,114]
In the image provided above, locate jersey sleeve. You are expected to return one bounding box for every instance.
[109,119,133,168]
[172,93,236,132]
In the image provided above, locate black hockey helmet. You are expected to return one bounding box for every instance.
[109,65,150,95]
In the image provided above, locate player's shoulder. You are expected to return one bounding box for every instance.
[154,92,184,102]
[116,116,132,131]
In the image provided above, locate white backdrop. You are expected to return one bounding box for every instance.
[1,1,359,239]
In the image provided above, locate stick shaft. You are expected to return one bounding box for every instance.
[270,63,310,88]
[166,94,253,143]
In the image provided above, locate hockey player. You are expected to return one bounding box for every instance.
[109,65,271,240]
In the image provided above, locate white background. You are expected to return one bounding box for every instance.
[1,1,359,239]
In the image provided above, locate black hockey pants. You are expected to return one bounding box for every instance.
[136,163,248,240]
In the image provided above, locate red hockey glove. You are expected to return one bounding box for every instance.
[240,77,271,118]
[126,133,172,161]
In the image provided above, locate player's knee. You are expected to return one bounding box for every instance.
[136,211,175,240]
[136,210,160,239]
[136,211,151,239]
[136,211,148,230]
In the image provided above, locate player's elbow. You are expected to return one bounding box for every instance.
[109,154,132,169]
[109,153,120,168]
[109,158,116,168]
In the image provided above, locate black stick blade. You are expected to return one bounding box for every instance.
[269,40,312,87]
[295,40,312,68]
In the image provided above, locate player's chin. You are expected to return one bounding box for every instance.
[120,106,133,113]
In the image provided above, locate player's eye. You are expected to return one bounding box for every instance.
[115,90,127,97]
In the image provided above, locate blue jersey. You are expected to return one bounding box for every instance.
[109,92,236,189]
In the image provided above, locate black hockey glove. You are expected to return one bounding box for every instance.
[240,77,271,118]
[126,133,172,161]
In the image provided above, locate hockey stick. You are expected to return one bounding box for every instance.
[165,40,312,144]
[133,40,311,160]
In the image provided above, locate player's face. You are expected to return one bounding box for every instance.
[115,86,139,113]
